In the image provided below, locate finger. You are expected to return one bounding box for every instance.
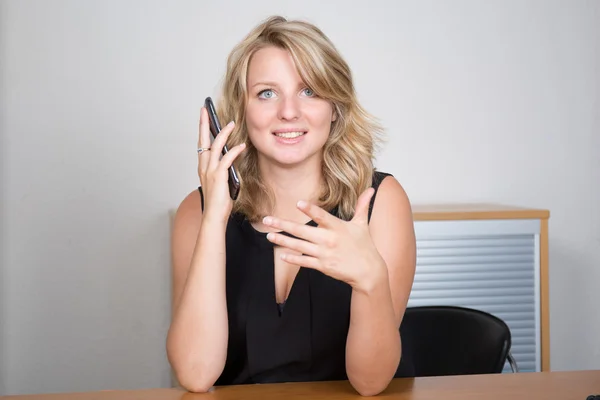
[351,187,375,225]
[266,232,320,258]
[198,107,212,172]
[208,120,235,171]
[218,141,246,171]
[296,200,336,228]
[198,107,212,149]
[279,252,321,271]
[262,216,326,244]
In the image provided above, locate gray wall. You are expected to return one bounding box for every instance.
[1,0,599,395]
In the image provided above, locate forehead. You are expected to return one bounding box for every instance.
[247,46,304,84]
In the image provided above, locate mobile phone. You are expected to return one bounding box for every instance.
[204,96,241,200]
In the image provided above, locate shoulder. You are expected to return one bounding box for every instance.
[372,170,394,188]
[171,188,204,249]
[368,170,412,222]
[370,170,413,227]
[174,188,203,224]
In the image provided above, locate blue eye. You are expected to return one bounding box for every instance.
[258,89,274,99]
[303,88,315,97]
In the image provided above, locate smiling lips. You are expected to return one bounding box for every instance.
[274,131,305,138]
[272,129,307,142]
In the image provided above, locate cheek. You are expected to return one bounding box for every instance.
[308,101,334,123]
[245,103,272,131]
[245,107,268,146]
[312,106,335,131]
[244,105,261,140]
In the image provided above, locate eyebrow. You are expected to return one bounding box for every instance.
[251,81,280,89]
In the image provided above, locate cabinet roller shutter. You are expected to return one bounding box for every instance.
[410,219,541,373]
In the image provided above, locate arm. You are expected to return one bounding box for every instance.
[261,175,416,396]
[166,190,229,392]
[345,177,416,396]
[166,109,245,392]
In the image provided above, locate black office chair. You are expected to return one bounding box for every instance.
[398,305,518,377]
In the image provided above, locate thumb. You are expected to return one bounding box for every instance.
[351,187,375,225]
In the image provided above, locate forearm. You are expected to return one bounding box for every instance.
[167,218,229,391]
[346,268,401,396]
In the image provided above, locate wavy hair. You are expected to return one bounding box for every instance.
[215,15,384,222]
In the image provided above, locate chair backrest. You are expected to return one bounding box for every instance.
[399,305,511,377]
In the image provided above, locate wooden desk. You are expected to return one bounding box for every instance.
[3,371,599,399]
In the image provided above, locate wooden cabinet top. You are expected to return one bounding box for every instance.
[411,203,550,221]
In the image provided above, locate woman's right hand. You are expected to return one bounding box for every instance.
[197,106,246,224]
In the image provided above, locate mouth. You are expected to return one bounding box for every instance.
[272,130,307,139]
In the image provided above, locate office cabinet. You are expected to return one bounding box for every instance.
[410,204,550,372]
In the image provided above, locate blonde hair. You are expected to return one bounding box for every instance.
[216,15,384,221]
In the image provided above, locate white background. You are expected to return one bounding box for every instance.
[1,0,598,395]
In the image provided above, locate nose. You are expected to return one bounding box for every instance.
[277,95,301,121]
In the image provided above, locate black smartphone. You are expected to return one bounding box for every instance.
[204,96,241,200]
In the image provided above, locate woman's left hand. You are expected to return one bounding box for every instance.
[263,188,388,294]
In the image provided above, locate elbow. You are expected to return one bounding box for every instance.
[168,358,219,393]
[347,352,400,396]
[172,367,217,393]
[177,376,214,393]
[349,378,391,397]
[166,333,218,393]
[356,387,383,397]
[167,348,219,393]
[348,367,395,397]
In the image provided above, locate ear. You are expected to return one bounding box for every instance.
[331,104,338,122]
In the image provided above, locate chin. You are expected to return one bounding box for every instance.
[266,150,322,168]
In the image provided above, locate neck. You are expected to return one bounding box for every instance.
[259,157,324,221]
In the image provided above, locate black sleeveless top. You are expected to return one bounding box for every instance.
[197,170,414,385]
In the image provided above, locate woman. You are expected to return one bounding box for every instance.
[167,15,416,396]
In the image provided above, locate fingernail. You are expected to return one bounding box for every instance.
[266,232,274,241]
[297,200,307,208]
[228,120,235,127]
[240,143,246,148]
[263,216,272,225]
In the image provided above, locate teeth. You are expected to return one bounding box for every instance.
[275,131,305,138]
